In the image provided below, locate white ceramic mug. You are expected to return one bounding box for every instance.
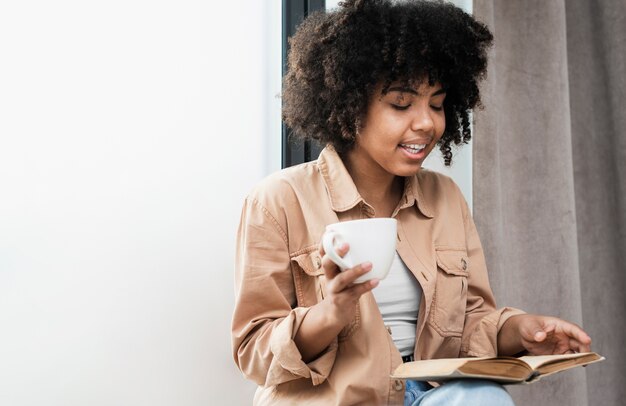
[322,218,397,283]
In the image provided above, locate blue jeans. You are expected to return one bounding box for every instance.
[404,379,515,406]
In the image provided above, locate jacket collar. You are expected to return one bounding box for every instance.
[399,174,434,218]
[317,146,434,218]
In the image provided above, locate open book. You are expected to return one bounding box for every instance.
[391,352,604,385]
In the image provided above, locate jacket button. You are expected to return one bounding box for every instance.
[461,258,467,270]
[394,380,404,391]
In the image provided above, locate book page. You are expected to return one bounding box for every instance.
[457,358,532,380]
[392,357,532,382]
[518,352,602,371]
[392,358,480,379]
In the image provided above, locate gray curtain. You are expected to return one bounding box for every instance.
[473,0,626,405]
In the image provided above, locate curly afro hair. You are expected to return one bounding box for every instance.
[282,0,493,165]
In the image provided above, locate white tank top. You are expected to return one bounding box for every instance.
[371,251,422,356]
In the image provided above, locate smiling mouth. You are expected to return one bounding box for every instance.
[399,143,427,154]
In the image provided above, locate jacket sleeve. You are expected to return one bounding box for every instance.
[459,200,525,357]
[231,196,337,387]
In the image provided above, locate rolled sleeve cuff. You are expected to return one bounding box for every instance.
[267,307,338,387]
[461,307,526,357]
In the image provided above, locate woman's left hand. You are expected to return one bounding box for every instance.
[499,314,592,356]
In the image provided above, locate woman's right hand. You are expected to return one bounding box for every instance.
[319,241,380,328]
[294,240,380,362]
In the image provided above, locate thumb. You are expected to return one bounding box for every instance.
[533,329,547,342]
[522,317,548,342]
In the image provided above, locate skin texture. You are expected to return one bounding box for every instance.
[345,81,446,215]
[498,314,592,356]
[294,79,592,361]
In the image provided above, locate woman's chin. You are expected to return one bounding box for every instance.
[393,164,424,177]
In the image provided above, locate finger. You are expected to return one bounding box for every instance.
[520,316,549,342]
[335,242,350,258]
[321,252,338,270]
[519,314,548,343]
[534,324,557,343]
[321,242,350,279]
[568,338,582,353]
[319,238,350,260]
[579,341,592,353]
[318,238,346,257]
[569,337,591,353]
[534,331,547,342]
[344,278,380,298]
[561,322,592,346]
[330,262,373,292]
[542,321,556,335]
[321,255,340,280]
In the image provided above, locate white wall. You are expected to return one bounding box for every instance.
[0,2,473,405]
[0,1,267,404]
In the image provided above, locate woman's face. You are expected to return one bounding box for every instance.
[348,81,446,178]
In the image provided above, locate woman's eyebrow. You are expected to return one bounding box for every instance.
[388,86,418,95]
[387,87,447,96]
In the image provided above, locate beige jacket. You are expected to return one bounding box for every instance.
[231,147,524,405]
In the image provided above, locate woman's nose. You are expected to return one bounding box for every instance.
[410,108,435,134]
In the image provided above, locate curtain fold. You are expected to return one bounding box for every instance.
[473,0,626,405]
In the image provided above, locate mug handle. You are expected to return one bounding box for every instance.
[322,230,352,270]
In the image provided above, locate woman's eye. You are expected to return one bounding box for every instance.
[430,105,444,111]
[391,104,411,111]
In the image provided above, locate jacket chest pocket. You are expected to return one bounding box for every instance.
[291,249,325,307]
[429,249,469,337]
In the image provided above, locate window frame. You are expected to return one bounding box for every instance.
[281,0,325,168]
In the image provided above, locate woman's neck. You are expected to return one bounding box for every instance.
[344,152,404,218]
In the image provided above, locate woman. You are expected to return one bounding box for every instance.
[231,1,592,405]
